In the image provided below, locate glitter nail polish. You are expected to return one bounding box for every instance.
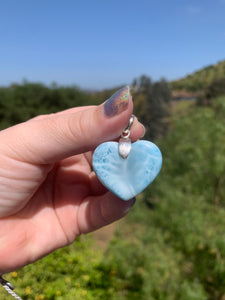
[104,86,130,117]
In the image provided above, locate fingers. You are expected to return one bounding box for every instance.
[0,86,144,164]
[27,106,96,122]
[77,192,136,235]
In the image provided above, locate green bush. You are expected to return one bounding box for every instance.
[0,82,99,129]
[1,91,225,299]
[105,96,225,299]
[3,236,119,300]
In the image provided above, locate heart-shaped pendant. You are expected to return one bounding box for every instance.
[92,140,162,200]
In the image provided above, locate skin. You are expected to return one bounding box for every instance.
[0,97,145,274]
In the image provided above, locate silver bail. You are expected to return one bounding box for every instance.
[118,115,135,159]
[121,115,135,138]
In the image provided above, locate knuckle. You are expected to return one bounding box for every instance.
[67,112,85,142]
[67,110,94,143]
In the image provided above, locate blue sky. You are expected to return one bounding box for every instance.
[1,0,225,89]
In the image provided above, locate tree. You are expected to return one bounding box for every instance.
[0,82,98,130]
[131,75,171,140]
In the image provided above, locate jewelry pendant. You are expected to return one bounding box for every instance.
[92,115,162,200]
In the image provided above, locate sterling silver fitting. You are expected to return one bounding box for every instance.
[118,115,135,159]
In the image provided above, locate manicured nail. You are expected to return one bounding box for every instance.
[104,86,130,117]
[130,197,136,206]
[140,125,146,138]
[124,197,136,214]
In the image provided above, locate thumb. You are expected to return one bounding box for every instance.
[0,86,134,164]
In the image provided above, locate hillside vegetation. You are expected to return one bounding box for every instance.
[2,86,225,299]
[96,75,171,141]
[0,77,171,142]
[0,82,100,130]
[171,59,225,92]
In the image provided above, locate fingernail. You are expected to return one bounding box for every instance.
[130,197,136,207]
[104,86,130,117]
[140,125,146,138]
[124,197,136,214]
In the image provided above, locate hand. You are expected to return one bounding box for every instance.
[0,87,145,274]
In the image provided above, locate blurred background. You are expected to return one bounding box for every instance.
[1,0,225,299]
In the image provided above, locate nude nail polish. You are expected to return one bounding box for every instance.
[104,86,130,117]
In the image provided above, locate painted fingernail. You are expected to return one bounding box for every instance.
[124,197,136,214]
[104,86,130,117]
[130,197,136,207]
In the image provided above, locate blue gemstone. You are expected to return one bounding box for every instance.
[92,140,162,200]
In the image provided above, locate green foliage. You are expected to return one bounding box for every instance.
[0,80,171,143]
[106,96,225,299]
[197,78,225,105]
[1,86,225,299]
[205,78,225,100]
[3,236,121,300]
[171,59,225,92]
[0,82,99,130]
[132,75,171,140]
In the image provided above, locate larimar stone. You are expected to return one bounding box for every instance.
[92,140,162,200]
